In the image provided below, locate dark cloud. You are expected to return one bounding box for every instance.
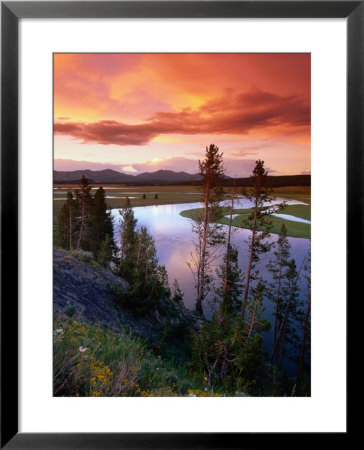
[54,88,310,146]
[54,120,157,146]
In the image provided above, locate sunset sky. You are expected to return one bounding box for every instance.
[54,53,310,176]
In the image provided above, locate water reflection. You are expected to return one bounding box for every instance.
[111,201,310,310]
[272,213,311,224]
[111,201,310,376]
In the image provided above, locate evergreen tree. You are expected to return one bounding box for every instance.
[118,203,137,277]
[296,252,311,390]
[215,180,244,317]
[97,234,113,268]
[271,255,307,366]
[90,187,116,261]
[75,175,92,250]
[215,244,243,316]
[191,303,269,394]
[241,160,281,317]
[245,287,269,342]
[266,223,291,354]
[189,144,225,316]
[56,190,79,250]
[172,279,184,305]
[56,179,115,260]
[127,226,170,313]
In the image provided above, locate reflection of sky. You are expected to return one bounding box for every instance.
[225,214,241,219]
[111,201,310,311]
[54,195,131,200]
[273,213,311,224]
[111,202,311,376]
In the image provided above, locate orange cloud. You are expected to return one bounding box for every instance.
[54,87,309,146]
[54,53,310,121]
[53,53,310,175]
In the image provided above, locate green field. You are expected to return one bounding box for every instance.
[278,204,310,221]
[53,185,203,218]
[272,186,311,204]
[180,202,311,240]
[53,185,311,239]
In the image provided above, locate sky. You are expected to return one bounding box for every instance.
[54,53,310,176]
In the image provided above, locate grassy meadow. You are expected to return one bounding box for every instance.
[54,185,310,239]
[180,207,310,239]
[53,185,203,219]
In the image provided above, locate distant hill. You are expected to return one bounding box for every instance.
[54,168,202,184]
[53,169,135,184]
[135,170,201,182]
[54,168,310,187]
[221,174,311,188]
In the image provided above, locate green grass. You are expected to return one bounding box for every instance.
[272,186,311,204]
[53,316,221,397]
[53,185,311,238]
[180,205,311,239]
[277,204,310,221]
[54,190,202,216]
[53,185,311,216]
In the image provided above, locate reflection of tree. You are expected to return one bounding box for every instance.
[215,179,244,318]
[241,160,282,317]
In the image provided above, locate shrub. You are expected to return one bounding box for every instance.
[71,249,94,263]
[64,305,76,317]
[53,317,194,397]
[190,313,269,396]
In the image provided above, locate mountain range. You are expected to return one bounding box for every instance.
[54,168,310,187]
[54,169,203,184]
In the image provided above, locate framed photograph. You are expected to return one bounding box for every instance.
[2,1,358,447]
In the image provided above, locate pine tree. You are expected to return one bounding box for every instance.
[192,295,269,394]
[189,144,225,316]
[241,160,279,317]
[56,190,79,250]
[216,180,244,317]
[245,286,269,341]
[75,176,92,250]
[97,234,113,268]
[266,223,291,354]
[215,244,243,316]
[90,187,116,261]
[296,252,311,387]
[129,225,170,312]
[118,204,137,277]
[271,255,307,366]
[172,279,184,305]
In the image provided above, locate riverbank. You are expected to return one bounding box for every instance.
[53,249,219,397]
[53,186,203,218]
[53,248,304,396]
[179,203,311,239]
[53,185,310,219]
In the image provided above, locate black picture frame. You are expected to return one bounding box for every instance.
[1,1,358,448]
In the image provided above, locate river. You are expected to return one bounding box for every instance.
[111,199,310,376]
